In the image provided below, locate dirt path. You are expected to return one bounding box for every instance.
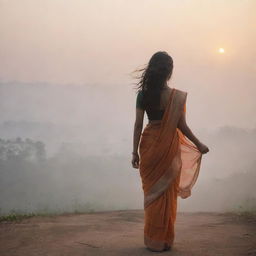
[0,210,255,256]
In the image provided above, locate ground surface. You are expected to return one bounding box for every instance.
[0,210,256,256]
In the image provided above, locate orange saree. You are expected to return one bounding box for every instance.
[138,88,202,251]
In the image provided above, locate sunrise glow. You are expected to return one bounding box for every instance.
[218,48,225,54]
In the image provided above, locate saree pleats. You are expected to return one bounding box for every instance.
[138,88,202,250]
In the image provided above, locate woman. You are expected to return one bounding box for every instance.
[131,51,209,252]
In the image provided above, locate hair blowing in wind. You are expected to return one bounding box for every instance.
[133,51,174,109]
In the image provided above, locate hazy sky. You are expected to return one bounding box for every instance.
[0,0,256,215]
[1,0,255,129]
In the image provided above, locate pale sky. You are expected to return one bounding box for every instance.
[0,0,256,214]
[0,0,255,129]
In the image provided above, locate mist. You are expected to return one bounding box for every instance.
[0,0,255,215]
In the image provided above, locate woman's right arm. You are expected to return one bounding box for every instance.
[177,111,209,154]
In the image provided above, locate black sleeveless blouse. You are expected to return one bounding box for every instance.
[136,90,165,120]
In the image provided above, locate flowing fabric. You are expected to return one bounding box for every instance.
[138,88,202,251]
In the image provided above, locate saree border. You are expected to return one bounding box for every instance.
[142,89,188,208]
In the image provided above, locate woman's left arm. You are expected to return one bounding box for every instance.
[131,108,144,168]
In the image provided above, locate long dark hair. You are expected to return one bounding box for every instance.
[132,51,173,110]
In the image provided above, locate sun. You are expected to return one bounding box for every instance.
[218,48,225,54]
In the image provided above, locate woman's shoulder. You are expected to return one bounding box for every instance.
[174,88,187,95]
[137,89,144,98]
[136,89,144,109]
[174,88,188,105]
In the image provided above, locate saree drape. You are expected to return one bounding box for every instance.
[138,88,202,251]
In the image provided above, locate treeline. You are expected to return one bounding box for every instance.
[0,137,141,216]
[0,137,46,162]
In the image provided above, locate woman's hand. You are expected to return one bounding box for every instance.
[131,152,140,169]
[197,142,209,154]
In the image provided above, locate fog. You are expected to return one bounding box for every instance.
[0,0,255,215]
